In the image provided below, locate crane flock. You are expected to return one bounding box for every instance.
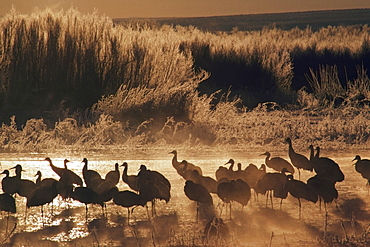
[0,138,368,230]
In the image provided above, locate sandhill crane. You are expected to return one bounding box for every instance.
[353,155,370,186]
[105,163,120,186]
[71,186,104,220]
[113,190,147,224]
[309,146,344,183]
[286,138,313,180]
[35,171,58,187]
[217,162,245,182]
[225,159,237,180]
[231,179,251,207]
[79,167,118,215]
[215,159,235,181]
[261,151,295,174]
[137,165,171,194]
[226,159,247,180]
[184,180,213,221]
[137,165,171,216]
[0,193,16,214]
[186,169,218,194]
[284,174,318,219]
[169,150,186,176]
[217,179,251,218]
[235,163,244,180]
[121,162,139,191]
[226,159,235,171]
[64,159,70,168]
[181,161,218,193]
[215,165,230,182]
[82,158,102,188]
[1,170,18,195]
[169,150,203,177]
[26,180,59,221]
[56,179,74,202]
[217,181,234,218]
[11,164,36,198]
[45,158,83,186]
[203,217,230,243]
[240,164,266,193]
[307,175,338,212]
[0,193,16,234]
[93,179,118,204]
[46,157,65,177]
[255,170,287,209]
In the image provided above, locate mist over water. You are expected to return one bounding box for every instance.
[0,150,368,246]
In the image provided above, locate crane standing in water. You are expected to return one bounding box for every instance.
[45,158,83,186]
[286,138,313,180]
[121,162,140,192]
[184,180,213,222]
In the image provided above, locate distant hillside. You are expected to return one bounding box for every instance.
[114,8,370,32]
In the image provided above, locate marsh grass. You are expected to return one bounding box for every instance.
[0,8,370,152]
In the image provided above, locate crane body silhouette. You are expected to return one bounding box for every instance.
[286,138,313,180]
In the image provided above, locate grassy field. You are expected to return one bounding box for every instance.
[0,8,370,153]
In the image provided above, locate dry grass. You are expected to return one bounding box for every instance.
[0,8,370,152]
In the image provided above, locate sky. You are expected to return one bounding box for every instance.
[1,0,370,18]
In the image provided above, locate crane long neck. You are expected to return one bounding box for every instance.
[172,153,180,167]
[15,167,22,179]
[315,148,320,158]
[229,163,234,171]
[123,164,129,181]
[265,156,269,164]
[181,162,188,172]
[288,142,294,153]
[83,161,88,172]
[36,173,41,184]
[48,159,56,169]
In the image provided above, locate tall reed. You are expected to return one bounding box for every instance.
[1,8,370,151]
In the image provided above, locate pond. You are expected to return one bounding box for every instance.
[0,149,369,246]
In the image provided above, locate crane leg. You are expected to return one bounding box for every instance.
[229,203,232,220]
[127,208,130,225]
[85,204,88,222]
[41,206,44,227]
[265,192,269,208]
[6,212,9,236]
[196,202,199,222]
[270,192,273,209]
[145,204,150,220]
